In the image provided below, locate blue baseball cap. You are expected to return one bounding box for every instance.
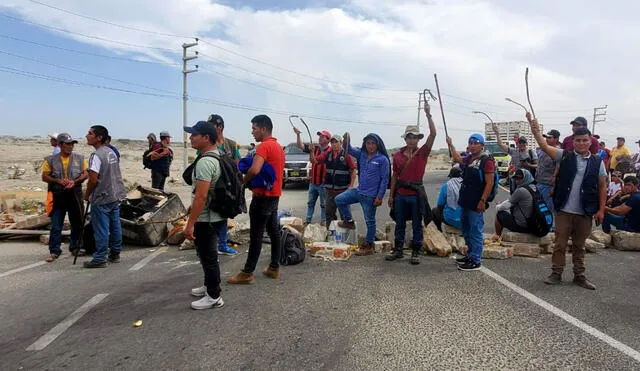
[184,121,216,136]
[468,133,485,144]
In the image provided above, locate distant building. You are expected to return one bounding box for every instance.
[484,121,543,146]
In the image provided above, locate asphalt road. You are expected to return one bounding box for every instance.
[1,172,640,370]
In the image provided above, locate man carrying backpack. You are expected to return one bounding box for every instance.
[183,121,225,310]
[492,169,541,238]
[446,133,496,271]
[529,113,607,290]
[228,115,285,285]
[208,114,241,256]
[386,100,437,265]
[492,124,537,194]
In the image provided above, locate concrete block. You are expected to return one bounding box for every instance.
[585,239,605,253]
[612,231,640,251]
[510,243,540,258]
[423,223,452,257]
[442,224,463,236]
[39,234,50,245]
[501,231,541,244]
[483,245,513,259]
[374,241,393,253]
[589,230,612,247]
[303,223,327,243]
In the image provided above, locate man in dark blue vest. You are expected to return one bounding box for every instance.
[446,134,496,271]
[147,131,173,191]
[42,133,88,262]
[310,134,356,228]
[529,114,606,290]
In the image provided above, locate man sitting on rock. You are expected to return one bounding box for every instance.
[433,165,463,231]
[603,176,640,234]
[492,169,538,239]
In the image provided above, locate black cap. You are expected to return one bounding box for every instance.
[570,116,588,126]
[543,129,561,139]
[184,121,217,136]
[56,133,78,144]
[514,169,525,178]
[517,137,527,143]
[207,114,224,127]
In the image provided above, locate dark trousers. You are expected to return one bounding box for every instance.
[195,221,224,299]
[432,207,443,232]
[49,191,83,255]
[325,189,347,227]
[151,170,167,191]
[243,196,281,273]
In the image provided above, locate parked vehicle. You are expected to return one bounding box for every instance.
[484,140,512,178]
[283,143,311,187]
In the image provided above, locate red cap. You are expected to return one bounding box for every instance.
[316,130,332,139]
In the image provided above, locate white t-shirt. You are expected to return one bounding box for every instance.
[608,182,622,197]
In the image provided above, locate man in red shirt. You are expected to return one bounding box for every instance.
[228,115,285,284]
[386,101,437,265]
[561,116,599,154]
[294,127,331,225]
[310,134,357,227]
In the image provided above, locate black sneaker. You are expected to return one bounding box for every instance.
[455,256,471,265]
[457,261,481,271]
[83,260,107,269]
[544,274,562,285]
[107,253,120,263]
[573,277,596,290]
[385,251,403,261]
[410,251,420,265]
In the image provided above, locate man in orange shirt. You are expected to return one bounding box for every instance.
[228,115,285,284]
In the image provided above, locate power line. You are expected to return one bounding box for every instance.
[197,65,415,109]
[0,49,176,94]
[0,34,179,66]
[2,14,176,52]
[27,0,192,38]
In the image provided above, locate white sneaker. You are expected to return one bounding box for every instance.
[191,293,224,310]
[191,285,207,297]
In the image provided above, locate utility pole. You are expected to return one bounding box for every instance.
[592,105,607,134]
[415,92,422,131]
[182,39,198,173]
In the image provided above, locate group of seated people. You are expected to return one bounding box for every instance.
[432,165,640,237]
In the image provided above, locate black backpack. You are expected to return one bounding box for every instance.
[522,185,553,237]
[142,148,152,169]
[279,227,305,265]
[478,154,500,202]
[182,152,247,219]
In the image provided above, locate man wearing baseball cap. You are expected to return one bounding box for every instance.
[445,132,496,271]
[147,131,173,191]
[207,113,241,256]
[49,132,61,156]
[561,117,599,154]
[310,133,357,229]
[42,133,88,262]
[537,129,561,219]
[610,136,631,173]
[293,127,331,226]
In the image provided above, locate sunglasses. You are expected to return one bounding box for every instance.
[468,139,481,145]
[405,134,418,140]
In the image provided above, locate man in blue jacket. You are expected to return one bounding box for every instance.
[336,133,390,256]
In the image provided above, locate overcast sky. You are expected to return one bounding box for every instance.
[0,0,637,150]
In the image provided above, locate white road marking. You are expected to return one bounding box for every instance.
[26,293,109,351]
[481,267,640,364]
[0,261,46,279]
[129,246,168,271]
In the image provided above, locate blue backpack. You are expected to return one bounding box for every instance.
[478,154,500,202]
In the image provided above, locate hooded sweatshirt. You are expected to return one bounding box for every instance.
[347,133,390,200]
[496,169,537,227]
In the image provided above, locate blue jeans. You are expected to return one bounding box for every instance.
[602,213,631,233]
[394,195,423,245]
[306,183,326,223]
[335,188,377,243]
[49,193,83,255]
[217,222,228,250]
[461,209,484,264]
[91,202,123,262]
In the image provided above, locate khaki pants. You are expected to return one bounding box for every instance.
[552,211,592,278]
